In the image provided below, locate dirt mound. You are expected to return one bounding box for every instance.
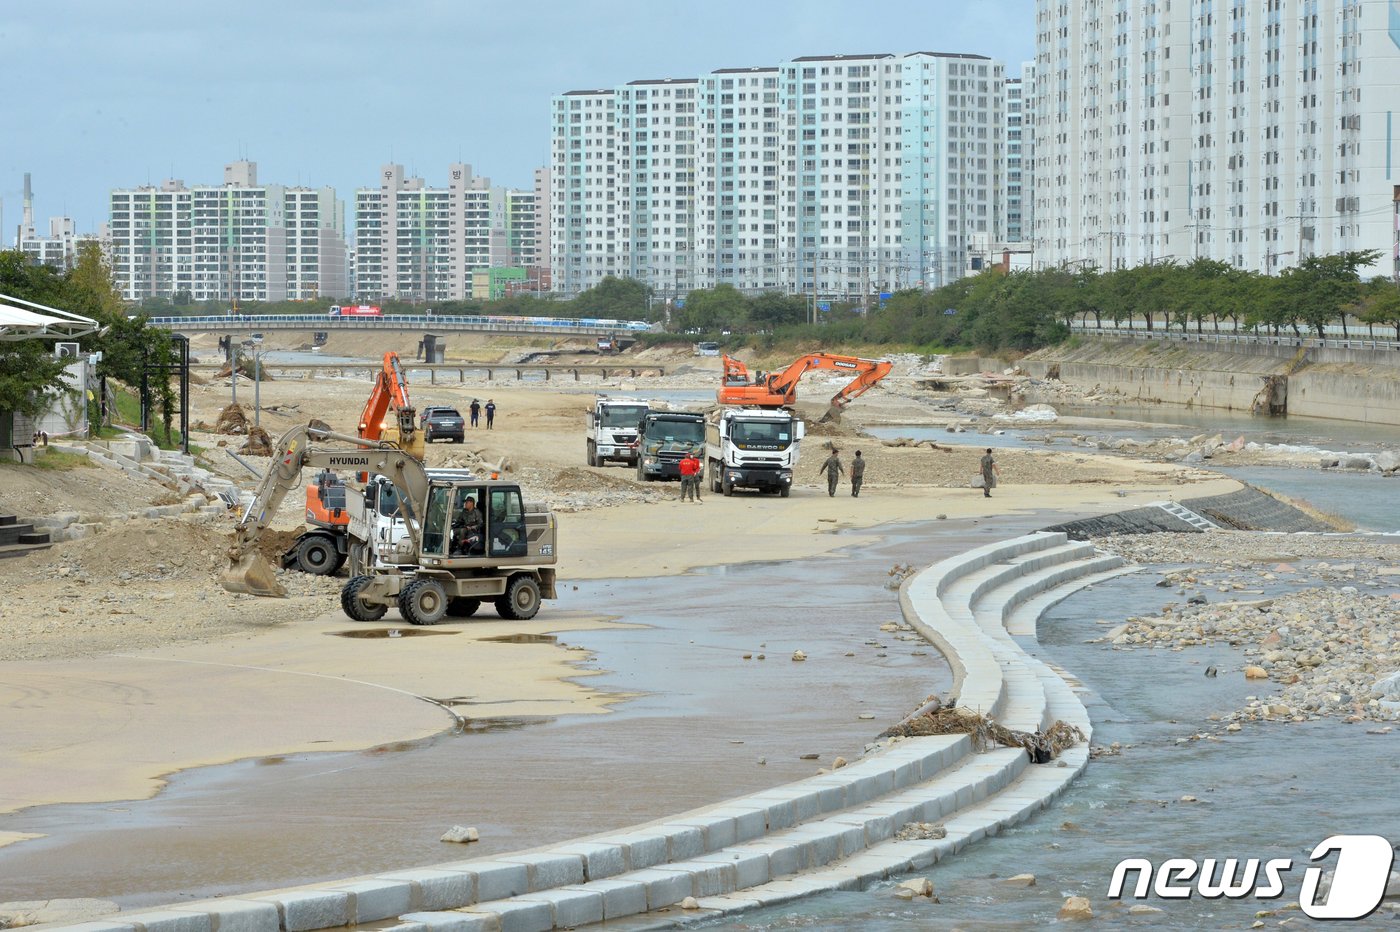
[254,527,307,565]
[215,361,274,381]
[239,426,274,455]
[215,403,250,435]
[5,519,231,583]
[551,466,647,494]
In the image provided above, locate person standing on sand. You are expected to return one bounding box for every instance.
[980,448,1000,498]
[850,450,866,497]
[818,448,845,497]
[469,399,481,428]
[678,451,702,502]
[485,399,496,429]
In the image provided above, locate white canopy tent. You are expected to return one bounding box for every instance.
[0,296,100,342]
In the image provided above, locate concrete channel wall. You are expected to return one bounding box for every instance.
[1024,337,1400,426]
[51,532,1133,932]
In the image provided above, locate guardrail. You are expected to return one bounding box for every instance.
[1067,322,1400,352]
[145,314,654,337]
[191,361,666,382]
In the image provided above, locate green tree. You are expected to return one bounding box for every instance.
[673,284,749,332]
[748,292,808,329]
[1351,279,1400,340]
[573,276,651,319]
[0,251,73,416]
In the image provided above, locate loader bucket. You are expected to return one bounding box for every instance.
[220,548,288,598]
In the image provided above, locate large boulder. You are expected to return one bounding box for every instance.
[1369,671,1400,700]
[1375,450,1400,474]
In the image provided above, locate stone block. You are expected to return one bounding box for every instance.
[466,898,552,932]
[560,879,646,920]
[436,861,528,903]
[669,815,736,851]
[594,831,666,870]
[253,890,349,932]
[400,910,499,932]
[659,825,705,861]
[375,868,476,911]
[628,868,695,909]
[695,848,770,890]
[549,842,626,881]
[499,851,584,890]
[328,879,414,923]
[171,899,279,932]
[662,859,736,897]
[109,911,210,932]
[514,888,603,928]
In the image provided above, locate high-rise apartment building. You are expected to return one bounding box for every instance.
[1033,0,1400,274]
[352,164,546,302]
[551,51,1013,298]
[108,161,348,303]
[1004,64,1034,247]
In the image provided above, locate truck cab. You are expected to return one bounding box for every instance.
[706,407,805,497]
[635,410,706,482]
[587,397,648,468]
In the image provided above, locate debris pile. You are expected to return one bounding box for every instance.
[879,697,1086,762]
[239,426,274,456]
[215,403,250,435]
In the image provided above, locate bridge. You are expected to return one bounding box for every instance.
[147,314,654,338]
[194,360,667,383]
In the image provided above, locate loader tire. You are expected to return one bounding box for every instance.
[446,597,481,618]
[341,575,387,621]
[495,574,541,620]
[399,578,448,626]
[293,536,338,576]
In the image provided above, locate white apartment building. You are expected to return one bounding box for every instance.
[1004,64,1035,246]
[1033,0,1400,275]
[18,217,90,269]
[353,163,543,302]
[108,161,348,303]
[551,51,1011,298]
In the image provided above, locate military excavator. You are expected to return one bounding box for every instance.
[222,423,557,624]
[282,351,425,576]
[717,352,893,420]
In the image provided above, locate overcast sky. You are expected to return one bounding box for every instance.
[0,0,1037,235]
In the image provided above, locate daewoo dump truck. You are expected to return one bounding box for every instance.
[635,410,705,482]
[706,407,804,496]
[586,397,648,467]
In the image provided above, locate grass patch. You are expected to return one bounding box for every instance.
[0,449,94,471]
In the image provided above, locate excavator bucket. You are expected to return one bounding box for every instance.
[220,548,288,598]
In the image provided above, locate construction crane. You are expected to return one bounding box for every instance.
[717,352,893,420]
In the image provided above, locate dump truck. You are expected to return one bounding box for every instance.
[635,410,706,482]
[223,424,557,623]
[586,396,648,468]
[705,407,805,497]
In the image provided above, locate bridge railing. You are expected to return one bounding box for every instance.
[144,314,654,335]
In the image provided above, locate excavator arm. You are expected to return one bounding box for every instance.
[357,352,424,459]
[222,423,432,597]
[716,352,893,419]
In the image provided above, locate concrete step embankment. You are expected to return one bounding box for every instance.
[61,533,1132,932]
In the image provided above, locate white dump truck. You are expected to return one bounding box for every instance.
[705,407,805,497]
[586,396,649,467]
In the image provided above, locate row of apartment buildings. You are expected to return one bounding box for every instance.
[549,0,1399,296]
[18,1,1400,304]
[74,161,548,304]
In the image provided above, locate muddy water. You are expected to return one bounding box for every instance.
[0,512,1060,910]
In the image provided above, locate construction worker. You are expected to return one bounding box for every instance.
[850,450,866,497]
[818,448,845,497]
[679,451,703,502]
[980,448,1000,498]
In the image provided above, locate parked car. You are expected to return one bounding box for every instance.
[419,406,465,443]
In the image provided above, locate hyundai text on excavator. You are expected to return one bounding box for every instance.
[222,424,558,623]
[282,351,425,576]
[717,352,893,421]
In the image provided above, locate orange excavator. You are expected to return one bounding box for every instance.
[717,352,893,420]
[283,352,425,575]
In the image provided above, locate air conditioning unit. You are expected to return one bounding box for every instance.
[54,342,80,360]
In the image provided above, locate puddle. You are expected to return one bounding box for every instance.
[459,717,553,733]
[479,633,557,644]
[328,628,459,639]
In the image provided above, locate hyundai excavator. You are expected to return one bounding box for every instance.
[717,352,893,420]
[222,423,557,623]
[283,352,425,576]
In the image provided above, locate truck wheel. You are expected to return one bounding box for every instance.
[637,461,649,482]
[341,575,387,621]
[293,536,338,575]
[587,441,597,467]
[722,476,734,497]
[496,574,541,620]
[446,597,481,618]
[710,466,721,494]
[399,578,448,626]
[780,485,791,498]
